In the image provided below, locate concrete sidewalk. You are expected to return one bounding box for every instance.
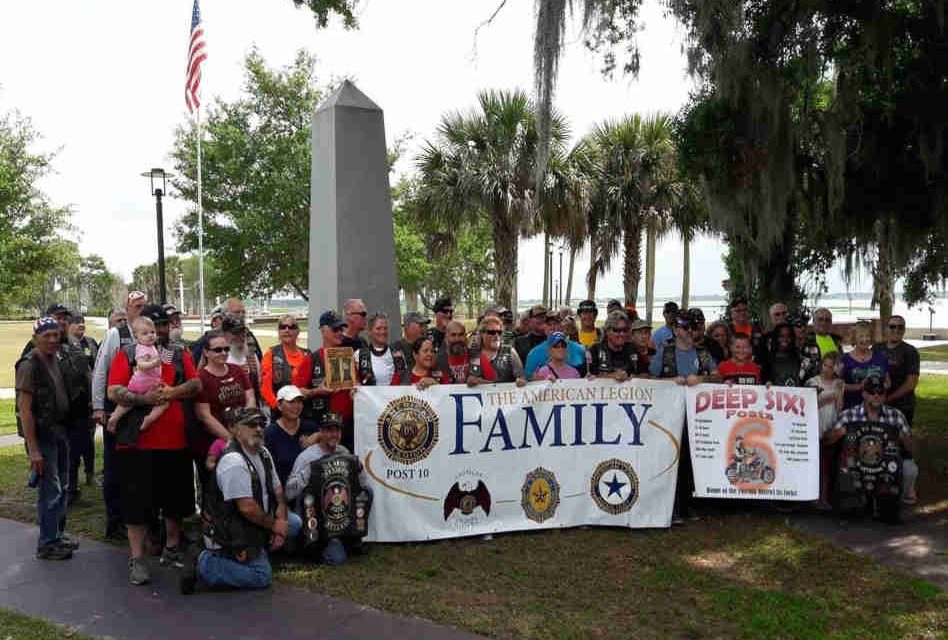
[790,511,948,589]
[0,518,485,640]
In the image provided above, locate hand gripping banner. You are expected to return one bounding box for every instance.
[354,379,686,542]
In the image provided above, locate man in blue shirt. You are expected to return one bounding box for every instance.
[651,301,680,347]
[650,314,718,383]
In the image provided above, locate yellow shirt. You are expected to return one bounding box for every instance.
[579,328,599,347]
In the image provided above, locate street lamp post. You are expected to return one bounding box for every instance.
[141,168,172,304]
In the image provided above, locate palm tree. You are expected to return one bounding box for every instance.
[584,113,677,309]
[415,90,569,310]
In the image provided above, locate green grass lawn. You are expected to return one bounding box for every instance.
[0,608,95,640]
[918,344,948,362]
[0,399,16,436]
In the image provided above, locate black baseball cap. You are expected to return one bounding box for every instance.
[229,407,266,427]
[319,310,347,329]
[687,308,705,324]
[607,299,623,312]
[663,301,680,314]
[141,304,170,324]
[433,297,454,313]
[863,375,885,395]
[578,299,598,314]
[320,411,344,430]
[45,303,69,316]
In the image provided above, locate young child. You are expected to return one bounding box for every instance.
[716,334,762,385]
[533,332,581,380]
[107,317,167,434]
[807,352,843,510]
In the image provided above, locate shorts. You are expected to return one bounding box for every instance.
[118,448,195,525]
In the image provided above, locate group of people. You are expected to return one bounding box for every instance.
[15,290,922,594]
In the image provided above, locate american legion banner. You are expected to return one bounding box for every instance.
[685,384,819,501]
[354,379,686,542]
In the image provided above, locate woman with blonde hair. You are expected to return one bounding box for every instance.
[840,321,889,409]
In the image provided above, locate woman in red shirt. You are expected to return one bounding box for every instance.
[195,331,255,461]
[391,337,451,388]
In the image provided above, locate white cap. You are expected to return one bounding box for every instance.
[276,385,303,403]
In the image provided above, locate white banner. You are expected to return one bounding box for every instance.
[686,385,819,501]
[355,379,686,542]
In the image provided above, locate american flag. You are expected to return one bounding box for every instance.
[185,0,207,113]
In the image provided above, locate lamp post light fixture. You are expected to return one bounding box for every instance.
[141,167,172,304]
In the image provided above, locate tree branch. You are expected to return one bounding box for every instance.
[471,0,510,60]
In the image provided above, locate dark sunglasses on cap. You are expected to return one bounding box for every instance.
[348,310,368,318]
[279,323,299,330]
[209,346,231,354]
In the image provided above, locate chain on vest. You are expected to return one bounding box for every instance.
[206,440,277,555]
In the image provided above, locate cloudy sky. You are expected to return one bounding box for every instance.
[0,0,864,301]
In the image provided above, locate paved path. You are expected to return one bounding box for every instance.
[0,518,484,640]
[790,511,948,589]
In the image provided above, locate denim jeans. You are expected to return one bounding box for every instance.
[198,512,301,589]
[321,538,348,566]
[37,433,69,550]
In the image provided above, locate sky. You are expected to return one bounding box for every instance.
[0,0,866,302]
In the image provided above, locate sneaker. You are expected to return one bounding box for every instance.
[37,545,73,561]
[160,545,185,568]
[58,533,80,551]
[128,558,150,585]
[179,551,200,596]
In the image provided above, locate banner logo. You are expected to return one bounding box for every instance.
[444,478,491,520]
[521,467,560,523]
[724,418,776,489]
[590,458,639,514]
[377,396,439,464]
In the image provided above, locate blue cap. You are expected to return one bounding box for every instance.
[33,317,60,335]
[546,331,567,346]
[319,310,347,329]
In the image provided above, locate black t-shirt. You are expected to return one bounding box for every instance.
[340,334,366,351]
[428,327,446,353]
[873,341,920,411]
[764,352,802,387]
[588,342,647,376]
[514,333,546,364]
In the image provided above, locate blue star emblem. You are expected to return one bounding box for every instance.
[604,473,626,497]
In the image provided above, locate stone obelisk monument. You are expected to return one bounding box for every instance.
[308,80,400,343]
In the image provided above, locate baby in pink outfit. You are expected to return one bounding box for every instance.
[107,317,168,434]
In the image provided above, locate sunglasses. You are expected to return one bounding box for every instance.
[208,346,231,354]
[610,327,629,334]
[865,388,885,396]
[241,421,265,429]
[279,324,299,330]
[888,324,905,330]
[482,329,503,335]
[348,311,368,318]
[440,309,454,315]
[551,341,567,348]
[330,326,343,332]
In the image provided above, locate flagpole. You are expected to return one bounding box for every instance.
[196,104,206,330]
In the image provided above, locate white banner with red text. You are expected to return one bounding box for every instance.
[354,379,686,542]
[686,385,819,500]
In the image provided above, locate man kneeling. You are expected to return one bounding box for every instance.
[285,411,370,565]
[181,408,301,593]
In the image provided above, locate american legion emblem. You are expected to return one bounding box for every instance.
[521,467,561,523]
[590,458,639,515]
[377,395,439,464]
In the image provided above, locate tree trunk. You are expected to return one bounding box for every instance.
[403,284,418,312]
[586,237,598,301]
[681,232,691,310]
[542,232,551,307]
[873,218,895,328]
[622,218,643,308]
[645,219,657,323]
[565,245,576,306]
[493,218,518,312]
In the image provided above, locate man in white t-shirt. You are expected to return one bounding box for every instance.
[181,408,301,594]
